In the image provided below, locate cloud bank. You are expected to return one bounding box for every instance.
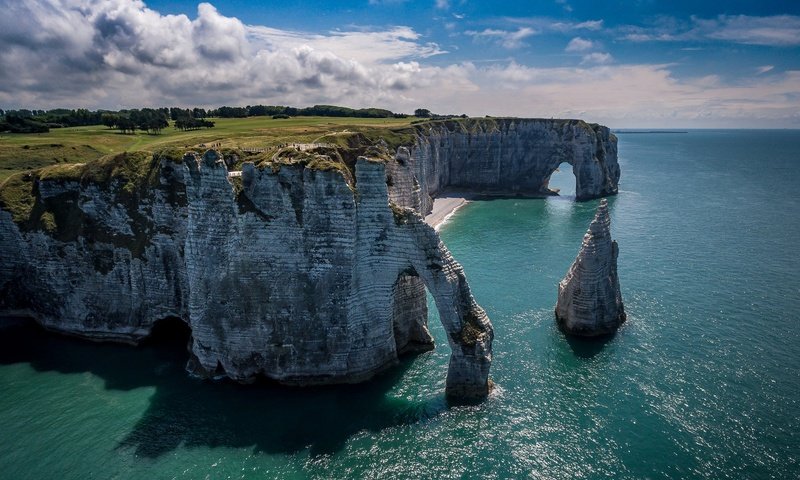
[621,14,800,47]
[0,1,798,128]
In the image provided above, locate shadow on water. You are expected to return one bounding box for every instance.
[564,332,617,359]
[0,320,447,458]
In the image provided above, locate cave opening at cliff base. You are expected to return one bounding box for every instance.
[140,316,192,352]
[546,162,577,198]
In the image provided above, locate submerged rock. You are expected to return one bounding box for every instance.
[555,199,626,336]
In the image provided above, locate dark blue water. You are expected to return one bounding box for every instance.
[1,130,798,478]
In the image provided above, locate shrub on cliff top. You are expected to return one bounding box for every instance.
[38,151,159,195]
[0,151,161,227]
[0,172,38,224]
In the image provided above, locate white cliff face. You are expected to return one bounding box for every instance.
[0,160,189,343]
[408,118,619,214]
[555,199,626,336]
[0,118,619,399]
[0,150,492,398]
[180,152,491,397]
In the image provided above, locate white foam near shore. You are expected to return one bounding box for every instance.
[424,194,471,230]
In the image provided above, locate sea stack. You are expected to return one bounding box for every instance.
[555,199,626,336]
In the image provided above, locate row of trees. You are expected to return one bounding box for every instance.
[413,108,467,120]
[0,114,51,133]
[0,104,456,134]
[0,107,207,135]
[169,107,209,120]
[219,105,467,120]
[100,108,215,133]
[101,109,169,134]
[174,117,215,130]
[207,104,406,119]
[0,108,108,133]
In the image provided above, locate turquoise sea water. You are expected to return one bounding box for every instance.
[1,130,799,479]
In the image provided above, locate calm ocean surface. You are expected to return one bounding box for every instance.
[1,130,798,479]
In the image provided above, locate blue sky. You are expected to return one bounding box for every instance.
[1,0,798,127]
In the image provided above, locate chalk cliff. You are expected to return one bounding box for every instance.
[407,118,619,214]
[0,118,619,398]
[555,199,626,336]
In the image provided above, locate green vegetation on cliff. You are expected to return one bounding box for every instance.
[414,116,600,136]
[0,120,415,232]
[37,151,159,192]
[0,116,417,182]
[0,151,162,242]
[0,172,38,226]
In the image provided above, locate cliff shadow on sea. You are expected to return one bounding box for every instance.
[0,320,449,458]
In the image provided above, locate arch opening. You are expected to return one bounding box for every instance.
[546,162,577,198]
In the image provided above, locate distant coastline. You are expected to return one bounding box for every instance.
[614,130,689,134]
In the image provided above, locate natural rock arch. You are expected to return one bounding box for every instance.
[408,118,620,206]
[0,119,620,403]
[349,159,494,398]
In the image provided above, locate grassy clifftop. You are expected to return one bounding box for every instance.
[0,115,421,226]
[411,116,603,136]
[0,115,610,229]
[0,115,607,183]
[0,151,162,229]
[0,116,418,182]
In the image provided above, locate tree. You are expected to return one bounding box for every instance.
[101,113,118,129]
[146,116,168,134]
[169,107,191,121]
[414,108,432,118]
[175,117,215,131]
[115,116,136,134]
[3,114,49,133]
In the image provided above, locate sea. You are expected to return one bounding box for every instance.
[1,130,798,479]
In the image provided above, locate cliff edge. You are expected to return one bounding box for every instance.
[0,117,619,399]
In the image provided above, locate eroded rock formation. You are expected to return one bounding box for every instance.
[408,118,619,213]
[0,149,493,398]
[0,118,619,399]
[555,199,626,336]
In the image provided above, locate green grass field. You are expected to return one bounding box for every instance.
[0,116,417,183]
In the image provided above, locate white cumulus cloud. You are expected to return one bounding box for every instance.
[565,37,595,52]
[0,0,450,109]
[620,14,800,47]
[465,27,537,49]
[0,1,798,128]
[581,52,613,64]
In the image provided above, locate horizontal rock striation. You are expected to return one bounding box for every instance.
[0,149,492,398]
[555,199,626,336]
[0,154,189,343]
[408,118,619,214]
[0,117,618,399]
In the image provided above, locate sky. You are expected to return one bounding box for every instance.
[0,1,799,128]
